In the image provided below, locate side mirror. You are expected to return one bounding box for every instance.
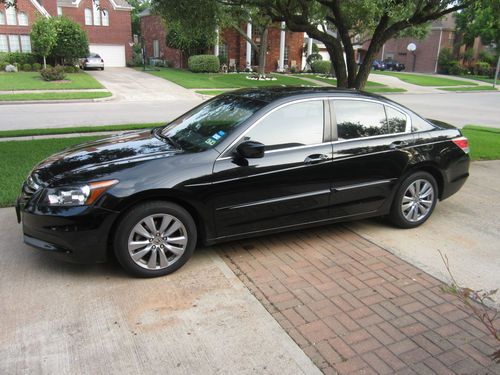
[236,140,265,159]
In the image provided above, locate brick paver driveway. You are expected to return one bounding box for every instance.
[218,225,499,374]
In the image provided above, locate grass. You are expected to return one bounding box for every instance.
[371,71,478,86]
[299,75,385,87]
[0,136,102,207]
[364,87,407,93]
[461,125,500,161]
[0,91,112,101]
[0,122,164,138]
[438,86,497,92]
[463,75,495,84]
[0,71,104,90]
[143,68,317,89]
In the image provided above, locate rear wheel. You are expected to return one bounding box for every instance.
[113,201,196,277]
[389,172,438,228]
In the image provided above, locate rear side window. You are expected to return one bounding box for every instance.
[334,100,407,140]
[245,100,324,150]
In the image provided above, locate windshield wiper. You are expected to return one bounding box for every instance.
[154,128,182,149]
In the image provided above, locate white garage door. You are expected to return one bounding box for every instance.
[89,44,126,67]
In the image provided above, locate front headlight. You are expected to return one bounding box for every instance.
[44,180,118,206]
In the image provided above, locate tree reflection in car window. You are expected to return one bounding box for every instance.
[246,100,324,150]
[161,95,265,152]
[335,101,406,140]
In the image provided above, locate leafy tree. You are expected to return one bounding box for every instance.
[127,0,151,36]
[30,17,57,68]
[51,17,89,64]
[221,0,474,89]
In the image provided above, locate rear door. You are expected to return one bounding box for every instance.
[210,99,334,238]
[329,98,414,218]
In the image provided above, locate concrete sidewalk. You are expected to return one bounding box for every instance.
[0,208,320,375]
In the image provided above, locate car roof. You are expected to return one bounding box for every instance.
[226,86,391,104]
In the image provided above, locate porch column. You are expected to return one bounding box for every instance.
[214,26,219,56]
[278,22,286,71]
[246,22,252,67]
[307,35,313,56]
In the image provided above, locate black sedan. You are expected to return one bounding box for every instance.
[17,87,470,277]
[372,60,386,71]
[383,59,405,71]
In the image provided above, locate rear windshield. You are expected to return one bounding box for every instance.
[88,53,101,58]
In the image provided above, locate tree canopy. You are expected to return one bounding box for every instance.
[30,17,57,68]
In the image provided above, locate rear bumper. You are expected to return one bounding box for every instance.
[441,154,470,200]
[83,62,104,69]
[20,204,119,264]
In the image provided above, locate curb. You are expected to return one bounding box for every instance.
[0,92,116,105]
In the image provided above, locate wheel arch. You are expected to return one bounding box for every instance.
[106,189,211,257]
[404,162,444,199]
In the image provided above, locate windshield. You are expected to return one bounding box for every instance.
[161,95,265,152]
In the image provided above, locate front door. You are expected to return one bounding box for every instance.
[210,99,334,238]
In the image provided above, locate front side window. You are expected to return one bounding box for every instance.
[334,100,406,140]
[6,6,16,25]
[245,100,324,150]
[0,34,8,52]
[8,35,20,52]
[84,8,92,25]
[20,35,31,52]
[17,11,28,26]
[161,95,265,152]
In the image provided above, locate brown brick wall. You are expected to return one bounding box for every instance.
[376,29,455,73]
[139,14,185,68]
[0,0,42,50]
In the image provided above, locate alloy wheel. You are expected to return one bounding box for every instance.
[401,179,435,223]
[127,214,188,270]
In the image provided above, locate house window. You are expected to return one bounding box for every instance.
[0,35,8,52]
[0,11,5,25]
[101,9,109,26]
[18,11,28,26]
[57,7,62,16]
[84,8,92,25]
[20,35,31,53]
[8,35,20,52]
[284,46,289,66]
[93,0,101,25]
[153,40,159,58]
[6,6,16,25]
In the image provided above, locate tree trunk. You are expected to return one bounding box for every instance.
[325,44,348,88]
[257,27,268,77]
[43,56,47,69]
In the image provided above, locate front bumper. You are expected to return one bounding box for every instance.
[19,200,119,264]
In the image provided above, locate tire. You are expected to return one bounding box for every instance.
[113,201,197,277]
[101,67,104,71]
[389,171,438,229]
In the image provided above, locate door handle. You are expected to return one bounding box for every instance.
[304,154,329,164]
[389,140,409,149]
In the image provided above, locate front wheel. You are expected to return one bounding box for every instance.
[113,201,197,277]
[389,172,438,228]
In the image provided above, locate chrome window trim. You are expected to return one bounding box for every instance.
[332,178,396,192]
[331,97,412,144]
[217,97,331,161]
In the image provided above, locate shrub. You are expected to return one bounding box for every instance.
[311,60,332,74]
[3,52,37,65]
[0,62,7,71]
[306,53,322,66]
[40,65,66,81]
[22,63,32,71]
[32,63,42,71]
[473,61,492,76]
[478,51,496,66]
[438,48,454,74]
[188,54,220,73]
[63,65,79,73]
[448,61,467,76]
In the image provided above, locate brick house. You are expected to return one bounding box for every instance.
[139,10,304,72]
[0,0,133,66]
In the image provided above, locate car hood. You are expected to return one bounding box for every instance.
[32,129,179,184]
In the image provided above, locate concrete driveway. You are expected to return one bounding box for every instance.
[349,160,500,308]
[0,209,320,375]
[86,67,199,102]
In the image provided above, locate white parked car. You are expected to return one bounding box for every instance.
[80,53,104,70]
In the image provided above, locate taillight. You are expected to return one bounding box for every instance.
[452,136,469,153]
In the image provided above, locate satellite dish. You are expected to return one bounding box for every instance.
[407,43,417,52]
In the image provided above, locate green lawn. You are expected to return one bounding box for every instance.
[438,86,497,92]
[0,136,102,207]
[0,122,164,138]
[463,75,495,84]
[0,71,104,90]
[0,91,111,101]
[144,68,317,88]
[371,71,478,86]
[299,75,385,87]
[461,125,500,161]
[364,87,407,93]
